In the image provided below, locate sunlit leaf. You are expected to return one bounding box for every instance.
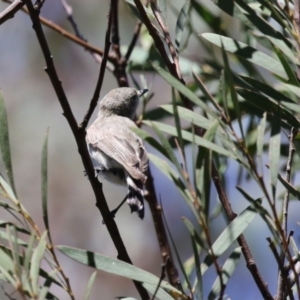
[201,33,288,79]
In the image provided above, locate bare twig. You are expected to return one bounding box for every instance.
[24,0,149,298]
[3,0,107,58]
[125,20,142,61]
[150,0,181,77]
[268,238,294,300]
[277,127,297,300]
[80,2,113,128]
[0,0,24,25]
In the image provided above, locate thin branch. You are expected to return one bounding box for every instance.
[111,0,121,59]
[24,1,149,298]
[150,0,181,77]
[0,0,24,25]
[3,0,107,59]
[125,20,142,61]
[268,238,294,300]
[80,2,113,128]
[277,127,297,300]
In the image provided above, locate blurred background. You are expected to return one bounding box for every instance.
[0,0,298,299]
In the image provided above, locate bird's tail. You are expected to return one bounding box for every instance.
[126,176,145,219]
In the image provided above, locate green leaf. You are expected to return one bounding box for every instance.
[57,246,181,295]
[84,271,97,300]
[0,91,16,195]
[41,129,50,238]
[182,218,205,249]
[0,244,14,272]
[0,228,27,246]
[201,33,288,79]
[256,112,266,172]
[150,122,183,177]
[237,89,299,128]
[221,43,244,140]
[191,234,203,300]
[39,269,59,300]
[274,46,299,86]
[175,0,191,53]
[143,121,237,160]
[171,89,185,159]
[252,31,297,64]
[208,248,241,300]
[201,201,258,274]
[30,231,47,296]
[148,153,195,212]
[236,75,296,104]
[0,173,17,202]
[269,106,281,199]
[153,65,217,118]
[161,105,213,132]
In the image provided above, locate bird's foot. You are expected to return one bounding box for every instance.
[102,195,128,225]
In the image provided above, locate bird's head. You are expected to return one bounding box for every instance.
[98,87,148,119]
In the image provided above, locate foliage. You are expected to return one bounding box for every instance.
[0,0,300,299]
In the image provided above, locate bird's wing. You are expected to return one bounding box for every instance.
[86,120,148,183]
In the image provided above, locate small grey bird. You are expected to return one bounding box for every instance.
[86,87,149,219]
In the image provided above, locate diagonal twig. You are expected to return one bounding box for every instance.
[0,0,24,25]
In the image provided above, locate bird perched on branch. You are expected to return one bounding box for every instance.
[86,87,149,219]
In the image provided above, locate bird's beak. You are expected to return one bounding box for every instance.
[138,89,148,97]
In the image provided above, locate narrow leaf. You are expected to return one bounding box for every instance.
[143,121,237,160]
[221,43,244,140]
[191,235,203,300]
[84,271,97,300]
[57,246,181,295]
[201,202,258,274]
[269,106,281,199]
[208,248,241,300]
[201,33,288,79]
[153,65,217,118]
[0,91,16,195]
[274,47,299,86]
[30,231,48,295]
[41,129,50,237]
[175,0,191,52]
[256,112,266,172]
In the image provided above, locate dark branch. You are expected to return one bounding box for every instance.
[80,1,113,128]
[24,1,149,298]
